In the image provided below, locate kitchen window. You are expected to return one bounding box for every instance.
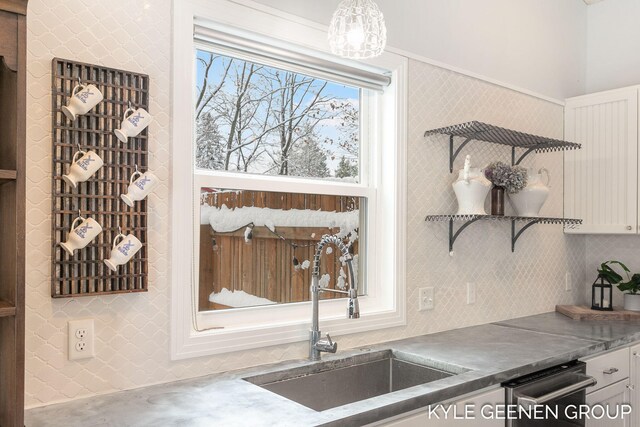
[194,46,367,312]
[172,0,407,359]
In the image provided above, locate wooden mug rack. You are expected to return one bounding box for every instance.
[51,58,149,297]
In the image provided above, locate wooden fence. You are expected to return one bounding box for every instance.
[199,190,359,311]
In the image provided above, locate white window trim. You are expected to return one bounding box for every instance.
[171,0,407,360]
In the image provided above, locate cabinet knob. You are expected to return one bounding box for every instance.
[603,367,619,375]
[627,226,633,231]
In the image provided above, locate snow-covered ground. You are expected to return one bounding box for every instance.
[209,288,277,308]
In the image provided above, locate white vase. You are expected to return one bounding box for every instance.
[624,293,640,311]
[452,155,491,215]
[508,168,550,217]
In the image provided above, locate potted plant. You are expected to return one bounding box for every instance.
[597,260,640,311]
[483,161,527,216]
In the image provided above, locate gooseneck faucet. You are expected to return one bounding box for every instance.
[309,234,359,361]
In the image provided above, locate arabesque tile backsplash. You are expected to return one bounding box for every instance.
[25,0,589,408]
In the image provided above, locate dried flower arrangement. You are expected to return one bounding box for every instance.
[484,161,528,194]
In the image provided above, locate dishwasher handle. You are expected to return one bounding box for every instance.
[517,374,597,406]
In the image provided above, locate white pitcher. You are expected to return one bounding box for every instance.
[452,155,491,215]
[508,168,550,217]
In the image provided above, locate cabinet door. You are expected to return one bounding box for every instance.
[631,344,640,427]
[373,387,504,427]
[586,380,631,427]
[564,87,638,234]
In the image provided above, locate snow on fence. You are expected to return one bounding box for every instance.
[199,190,359,311]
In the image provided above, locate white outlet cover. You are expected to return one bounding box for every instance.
[68,319,95,361]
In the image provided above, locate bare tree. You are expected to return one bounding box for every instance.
[195,53,233,120]
[194,49,357,177]
[268,71,334,175]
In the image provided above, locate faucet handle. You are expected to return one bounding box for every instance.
[314,333,338,353]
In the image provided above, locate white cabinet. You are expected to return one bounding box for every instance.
[586,380,631,427]
[586,347,631,390]
[583,347,633,427]
[630,344,640,427]
[373,387,504,427]
[564,86,639,234]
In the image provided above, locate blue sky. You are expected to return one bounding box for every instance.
[194,48,360,177]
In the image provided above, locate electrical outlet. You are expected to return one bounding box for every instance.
[565,272,572,292]
[419,287,434,311]
[68,319,94,361]
[467,282,476,305]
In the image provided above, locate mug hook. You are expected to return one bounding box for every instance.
[77,76,82,86]
[135,164,139,173]
[127,100,132,110]
[76,140,81,152]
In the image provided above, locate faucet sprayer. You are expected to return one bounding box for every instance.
[309,234,359,361]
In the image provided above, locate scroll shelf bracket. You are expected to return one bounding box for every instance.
[511,219,542,252]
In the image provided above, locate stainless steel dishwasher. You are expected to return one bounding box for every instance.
[503,361,597,427]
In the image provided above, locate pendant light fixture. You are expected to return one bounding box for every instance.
[328,0,387,59]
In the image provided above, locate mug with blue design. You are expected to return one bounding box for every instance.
[104,232,142,272]
[62,149,104,189]
[121,169,158,207]
[59,215,103,256]
[114,107,152,143]
[61,84,103,121]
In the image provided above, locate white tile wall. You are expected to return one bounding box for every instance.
[24,0,586,407]
[585,235,640,307]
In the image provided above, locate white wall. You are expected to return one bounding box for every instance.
[24,0,586,407]
[586,0,640,93]
[585,236,640,308]
[251,0,588,100]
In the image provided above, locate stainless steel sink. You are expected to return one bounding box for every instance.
[244,349,464,411]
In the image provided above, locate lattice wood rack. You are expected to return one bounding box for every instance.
[51,58,149,297]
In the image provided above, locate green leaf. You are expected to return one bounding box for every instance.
[597,260,631,284]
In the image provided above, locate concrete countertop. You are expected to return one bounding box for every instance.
[25,312,640,427]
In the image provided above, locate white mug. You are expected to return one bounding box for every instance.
[59,216,103,256]
[121,170,158,207]
[62,150,104,189]
[61,84,103,121]
[114,107,152,143]
[104,233,142,272]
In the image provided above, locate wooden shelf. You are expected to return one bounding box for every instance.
[0,169,16,183]
[0,299,16,317]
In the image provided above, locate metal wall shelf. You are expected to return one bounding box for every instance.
[424,121,582,172]
[424,214,582,253]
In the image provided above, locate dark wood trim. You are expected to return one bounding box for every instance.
[0,169,16,182]
[0,299,16,317]
[0,0,27,16]
[0,2,25,425]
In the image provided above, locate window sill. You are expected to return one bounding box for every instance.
[171,299,406,359]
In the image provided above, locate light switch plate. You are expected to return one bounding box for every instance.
[565,272,572,292]
[467,282,476,304]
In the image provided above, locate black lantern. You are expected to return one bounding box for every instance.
[592,274,613,311]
